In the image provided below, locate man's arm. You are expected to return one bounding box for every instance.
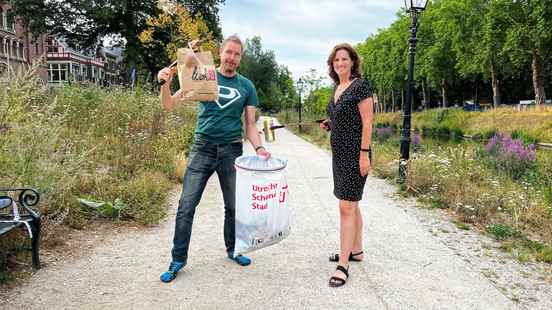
[245,106,271,158]
[158,68,184,111]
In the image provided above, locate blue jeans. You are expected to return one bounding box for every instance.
[171,138,243,263]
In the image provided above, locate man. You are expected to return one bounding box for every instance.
[157,35,271,283]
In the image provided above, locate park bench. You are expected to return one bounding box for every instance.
[0,188,41,269]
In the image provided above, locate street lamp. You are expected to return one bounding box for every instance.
[297,77,304,132]
[399,0,429,184]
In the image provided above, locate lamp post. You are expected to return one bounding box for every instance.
[399,0,429,184]
[297,77,304,132]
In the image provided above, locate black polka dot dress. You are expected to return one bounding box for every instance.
[327,78,373,202]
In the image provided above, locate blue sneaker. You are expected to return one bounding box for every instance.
[228,252,251,266]
[160,261,185,283]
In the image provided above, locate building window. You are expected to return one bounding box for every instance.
[6,10,15,33]
[0,8,4,30]
[48,63,68,83]
[46,37,59,53]
[19,44,24,60]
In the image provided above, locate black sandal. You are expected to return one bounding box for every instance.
[329,251,364,262]
[329,265,349,287]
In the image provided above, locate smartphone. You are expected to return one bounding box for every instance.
[317,119,331,131]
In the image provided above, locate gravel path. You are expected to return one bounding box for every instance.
[1,126,550,309]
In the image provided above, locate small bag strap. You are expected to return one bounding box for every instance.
[188,41,204,66]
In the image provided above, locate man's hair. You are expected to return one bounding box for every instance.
[221,34,244,52]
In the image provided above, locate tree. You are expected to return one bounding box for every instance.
[11,0,159,64]
[309,86,332,116]
[10,0,226,76]
[180,0,225,42]
[138,3,218,81]
[497,0,552,105]
[238,36,296,112]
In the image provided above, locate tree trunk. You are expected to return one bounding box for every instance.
[373,93,380,114]
[382,90,386,112]
[441,79,448,108]
[475,78,479,104]
[386,89,389,112]
[532,49,546,105]
[490,62,501,108]
[421,79,428,110]
[392,89,396,112]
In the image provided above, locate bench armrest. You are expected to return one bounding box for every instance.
[0,188,41,219]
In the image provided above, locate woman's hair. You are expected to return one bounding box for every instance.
[327,43,362,85]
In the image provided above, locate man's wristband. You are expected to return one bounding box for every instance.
[255,145,265,152]
[361,147,371,152]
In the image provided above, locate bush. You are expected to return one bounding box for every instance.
[119,171,173,225]
[1,71,196,233]
[480,128,499,140]
[487,223,517,240]
[374,126,394,142]
[511,129,539,145]
[481,134,537,179]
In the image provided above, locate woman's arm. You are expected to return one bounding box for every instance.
[358,96,374,176]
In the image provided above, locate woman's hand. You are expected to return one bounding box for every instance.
[359,152,371,176]
[319,119,331,131]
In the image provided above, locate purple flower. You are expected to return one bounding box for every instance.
[483,134,537,179]
[375,126,394,141]
[413,133,421,146]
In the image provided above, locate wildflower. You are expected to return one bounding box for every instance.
[413,133,421,146]
[482,134,537,179]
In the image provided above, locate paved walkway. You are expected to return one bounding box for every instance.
[0,127,518,309]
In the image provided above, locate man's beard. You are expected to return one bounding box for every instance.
[222,62,237,75]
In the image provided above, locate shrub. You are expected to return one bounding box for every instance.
[1,70,196,235]
[511,129,538,145]
[374,126,394,142]
[487,223,517,240]
[482,134,537,179]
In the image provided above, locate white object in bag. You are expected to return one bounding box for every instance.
[234,155,290,257]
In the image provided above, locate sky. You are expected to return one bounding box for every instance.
[219,0,402,82]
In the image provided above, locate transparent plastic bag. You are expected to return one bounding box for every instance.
[233,155,290,257]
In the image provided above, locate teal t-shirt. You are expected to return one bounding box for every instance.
[195,71,258,143]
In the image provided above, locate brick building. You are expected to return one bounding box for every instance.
[46,37,123,86]
[1,2,124,86]
[0,2,47,80]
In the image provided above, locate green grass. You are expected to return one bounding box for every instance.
[283,107,552,264]
[499,238,552,263]
[375,107,552,143]
[487,224,517,240]
[453,220,471,231]
[1,66,196,279]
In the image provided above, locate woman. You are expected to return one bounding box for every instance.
[320,43,374,287]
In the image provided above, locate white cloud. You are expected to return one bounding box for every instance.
[220,0,402,82]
